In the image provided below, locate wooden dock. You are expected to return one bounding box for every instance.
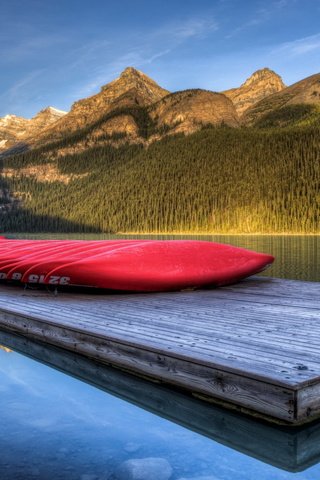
[0,276,319,425]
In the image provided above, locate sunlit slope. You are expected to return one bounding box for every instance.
[1,124,319,233]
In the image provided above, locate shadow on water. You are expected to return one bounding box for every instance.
[1,329,320,474]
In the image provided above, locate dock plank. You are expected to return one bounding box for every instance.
[1,293,319,374]
[0,297,315,382]
[0,276,319,424]
[8,304,319,376]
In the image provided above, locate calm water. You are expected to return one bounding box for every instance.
[1,335,320,480]
[6,233,320,282]
[0,234,319,479]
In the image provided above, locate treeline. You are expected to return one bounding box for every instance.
[256,104,320,128]
[0,124,319,233]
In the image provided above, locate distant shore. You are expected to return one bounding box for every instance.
[118,232,320,236]
[4,232,319,237]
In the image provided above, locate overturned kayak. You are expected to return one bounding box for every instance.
[0,239,274,292]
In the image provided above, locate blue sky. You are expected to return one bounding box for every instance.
[0,0,319,118]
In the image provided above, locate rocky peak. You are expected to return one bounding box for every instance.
[0,114,30,152]
[0,107,67,153]
[99,66,169,104]
[31,106,67,127]
[150,89,239,136]
[40,106,67,117]
[243,72,320,125]
[223,68,286,116]
[120,66,143,78]
[0,114,29,128]
[36,67,170,144]
[241,68,284,88]
[118,66,162,87]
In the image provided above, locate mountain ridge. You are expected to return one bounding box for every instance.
[34,67,170,147]
[0,106,66,154]
[223,67,286,116]
[1,67,319,235]
[1,67,319,157]
[243,72,320,125]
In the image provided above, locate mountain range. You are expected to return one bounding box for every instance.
[1,66,319,156]
[0,107,66,153]
[0,66,319,235]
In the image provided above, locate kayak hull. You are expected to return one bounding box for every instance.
[0,239,274,292]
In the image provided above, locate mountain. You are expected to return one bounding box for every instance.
[1,67,319,234]
[36,67,170,146]
[29,68,239,155]
[1,124,318,234]
[1,67,319,160]
[29,106,67,132]
[223,68,285,116]
[149,89,239,135]
[0,114,30,151]
[243,72,320,126]
[0,107,67,154]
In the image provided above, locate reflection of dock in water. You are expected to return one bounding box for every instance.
[2,329,320,473]
[0,277,319,425]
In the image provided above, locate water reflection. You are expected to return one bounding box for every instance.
[1,331,320,480]
[7,233,320,282]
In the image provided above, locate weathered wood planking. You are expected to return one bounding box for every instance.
[2,329,320,473]
[0,276,319,424]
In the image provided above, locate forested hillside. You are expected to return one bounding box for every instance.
[0,123,319,234]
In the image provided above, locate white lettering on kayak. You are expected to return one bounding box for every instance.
[48,276,60,285]
[28,274,39,283]
[28,274,70,285]
[27,274,45,283]
[48,276,71,285]
[0,273,6,280]
[12,272,22,280]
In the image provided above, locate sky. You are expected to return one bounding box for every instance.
[0,0,319,118]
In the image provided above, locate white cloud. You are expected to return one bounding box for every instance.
[0,69,45,116]
[71,48,171,99]
[0,13,219,114]
[225,8,269,39]
[155,17,219,41]
[0,34,67,62]
[0,69,44,101]
[226,0,299,39]
[271,33,320,57]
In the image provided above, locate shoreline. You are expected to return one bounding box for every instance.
[118,232,320,236]
[3,232,320,237]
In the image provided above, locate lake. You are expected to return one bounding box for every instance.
[2,330,320,480]
[0,233,319,479]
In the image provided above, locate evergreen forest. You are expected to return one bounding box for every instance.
[0,123,319,234]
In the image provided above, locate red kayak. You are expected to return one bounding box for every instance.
[5,241,124,281]
[20,240,148,284]
[45,240,273,291]
[0,239,274,292]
